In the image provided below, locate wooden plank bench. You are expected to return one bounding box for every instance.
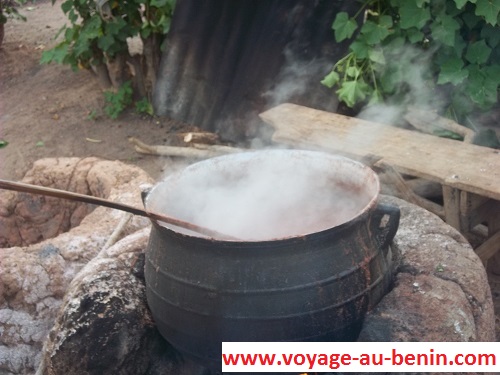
[260,103,500,263]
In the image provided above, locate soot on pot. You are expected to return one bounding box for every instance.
[146,150,379,241]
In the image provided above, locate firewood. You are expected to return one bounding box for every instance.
[102,213,133,253]
[405,178,442,198]
[404,106,475,143]
[373,160,445,218]
[181,131,220,144]
[128,137,245,158]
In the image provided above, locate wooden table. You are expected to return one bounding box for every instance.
[260,103,500,262]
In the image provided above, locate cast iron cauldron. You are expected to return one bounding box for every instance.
[144,150,400,370]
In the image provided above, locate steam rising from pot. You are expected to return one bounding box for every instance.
[146,150,379,241]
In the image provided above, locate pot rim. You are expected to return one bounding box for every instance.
[145,149,380,243]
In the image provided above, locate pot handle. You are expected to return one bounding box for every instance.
[369,203,400,254]
[140,185,153,206]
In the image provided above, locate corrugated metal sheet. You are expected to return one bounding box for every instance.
[154,0,355,141]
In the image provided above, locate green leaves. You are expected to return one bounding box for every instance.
[484,64,500,86]
[430,13,460,46]
[321,50,381,108]
[150,0,169,6]
[104,81,134,119]
[40,44,69,64]
[481,24,500,47]
[475,0,500,25]
[332,12,358,42]
[465,40,492,63]
[61,0,73,13]
[349,40,370,58]
[368,49,386,64]
[135,98,155,116]
[360,16,393,45]
[41,0,175,71]
[454,0,470,8]
[406,28,425,43]
[398,2,431,29]
[416,0,431,7]
[438,57,469,84]
[1,0,27,23]
[80,15,102,40]
[321,70,340,88]
[324,0,500,117]
[466,64,498,107]
[433,129,464,140]
[97,18,132,56]
[336,80,369,108]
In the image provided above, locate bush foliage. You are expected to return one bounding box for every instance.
[323,0,500,124]
[41,0,175,108]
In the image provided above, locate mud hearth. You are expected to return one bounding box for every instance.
[37,197,495,375]
[0,159,494,375]
[0,158,153,374]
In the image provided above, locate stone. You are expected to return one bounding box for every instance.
[39,229,208,375]
[37,195,495,375]
[1,157,98,248]
[359,196,495,342]
[0,158,154,374]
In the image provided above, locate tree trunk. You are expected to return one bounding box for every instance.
[153,0,356,142]
[91,61,113,90]
[90,47,113,90]
[143,33,161,96]
[0,23,4,49]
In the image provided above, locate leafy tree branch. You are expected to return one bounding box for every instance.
[323,0,500,125]
[41,0,175,117]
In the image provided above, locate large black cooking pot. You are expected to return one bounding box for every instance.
[144,150,399,370]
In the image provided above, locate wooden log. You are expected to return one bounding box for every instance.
[181,132,220,145]
[156,132,220,146]
[128,137,245,158]
[373,161,445,218]
[476,230,500,261]
[404,106,476,143]
[405,178,442,198]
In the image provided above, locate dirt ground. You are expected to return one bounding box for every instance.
[0,0,193,182]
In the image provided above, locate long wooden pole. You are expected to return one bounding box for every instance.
[0,179,237,240]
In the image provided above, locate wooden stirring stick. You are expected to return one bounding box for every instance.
[0,179,238,241]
